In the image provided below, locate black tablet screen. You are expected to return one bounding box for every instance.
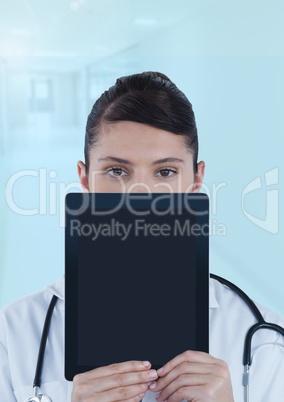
[65,192,209,379]
[77,207,196,367]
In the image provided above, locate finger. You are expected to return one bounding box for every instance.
[83,369,158,396]
[73,367,157,399]
[161,385,206,402]
[149,362,213,392]
[83,383,149,402]
[74,360,152,382]
[156,350,217,377]
[155,361,232,402]
[155,374,208,402]
[123,391,148,402]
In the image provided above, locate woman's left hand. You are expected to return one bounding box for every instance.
[148,350,234,402]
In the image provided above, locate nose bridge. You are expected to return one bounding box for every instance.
[127,180,151,193]
[127,169,151,193]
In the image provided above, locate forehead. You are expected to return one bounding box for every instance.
[94,121,191,155]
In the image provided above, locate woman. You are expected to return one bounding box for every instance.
[1,71,283,402]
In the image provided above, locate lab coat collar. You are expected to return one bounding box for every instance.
[45,276,220,309]
[46,276,65,301]
[209,278,219,309]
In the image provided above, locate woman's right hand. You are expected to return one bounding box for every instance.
[71,360,158,402]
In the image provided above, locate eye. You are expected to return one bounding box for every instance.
[105,167,128,177]
[156,168,178,178]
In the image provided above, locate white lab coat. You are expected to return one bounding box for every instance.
[0,276,284,402]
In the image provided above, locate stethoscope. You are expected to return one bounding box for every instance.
[24,294,58,402]
[210,274,284,402]
[24,275,284,402]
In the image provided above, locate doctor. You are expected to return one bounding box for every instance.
[1,71,284,402]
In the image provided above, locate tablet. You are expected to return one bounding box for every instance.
[65,192,209,380]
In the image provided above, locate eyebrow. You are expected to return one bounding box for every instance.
[97,156,185,166]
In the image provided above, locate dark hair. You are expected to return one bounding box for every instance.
[85,71,198,175]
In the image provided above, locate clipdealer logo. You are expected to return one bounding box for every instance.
[4,167,227,235]
[5,166,279,234]
[241,168,279,234]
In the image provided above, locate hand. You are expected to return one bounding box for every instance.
[71,360,158,402]
[148,350,234,402]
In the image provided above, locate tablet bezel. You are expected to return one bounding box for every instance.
[65,192,209,380]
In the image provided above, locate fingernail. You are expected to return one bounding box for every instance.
[150,381,157,389]
[139,392,146,398]
[157,367,164,374]
[155,392,161,400]
[143,361,151,367]
[148,369,157,378]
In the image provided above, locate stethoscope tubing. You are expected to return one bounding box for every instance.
[210,274,284,366]
[33,295,58,389]
[244,322,284,366]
